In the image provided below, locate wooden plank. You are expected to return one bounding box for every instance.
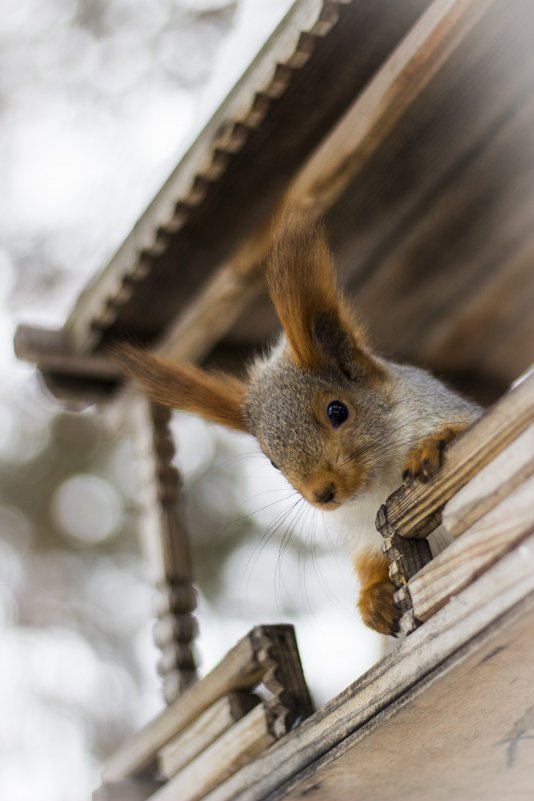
[267,594,534,801]
[376,370,534,541]
[355,86,534,369]
[287,0,493,213]
[93,781,162,801]
[102,625,311,782]
[152,704,278,801]
[399,474,534,624]
[13,324,119,379]
[442,423,534,539]
[193,533,534,801]
[158,692,259,779]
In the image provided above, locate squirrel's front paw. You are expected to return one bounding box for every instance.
[354,551,400,635]
[358,579,400,635]
[402,425,464,485]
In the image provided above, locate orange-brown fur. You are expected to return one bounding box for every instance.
[110,212,482,636]
[402,424,468,484]
[265,213,381,381]
[111,343,248,432]
[354,549,400,635]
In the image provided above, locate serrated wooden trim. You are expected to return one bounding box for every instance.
[376,370,534,541]
[102,624,311,782]
[404,474,534,623]
[378,506,433,590]
[65,0,341,351]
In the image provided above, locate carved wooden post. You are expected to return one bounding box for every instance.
[132,399,198,703]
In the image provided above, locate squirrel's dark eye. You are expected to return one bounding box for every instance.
[270,459,279,470]
[326,401,348,429]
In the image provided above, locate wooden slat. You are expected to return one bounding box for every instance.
[93,781,162,801]
[442,423,534,539]
[376,370,534,541]
[401,474,534,623]
[152,705,278,801]
[194,534,534,801]
[159,692,259,779]
[102,625,311,782]
[287,0,493,212]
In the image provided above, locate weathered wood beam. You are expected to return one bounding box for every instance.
[159,692,260,779]
[102,625,312,782]
[92,781,163,801]
[396,473,534,629]
[442,423,534,539]
[14,324,118,379]
[376,369,534,541]
[153,704,282,801]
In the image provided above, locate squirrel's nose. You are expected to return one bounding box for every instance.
[314,485,336,504]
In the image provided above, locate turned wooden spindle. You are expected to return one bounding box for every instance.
[132,399,198,703]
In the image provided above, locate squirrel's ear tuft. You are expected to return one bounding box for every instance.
[109,343,250,432]
[266,211,381,379]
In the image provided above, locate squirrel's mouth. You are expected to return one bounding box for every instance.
[301,468,369,510]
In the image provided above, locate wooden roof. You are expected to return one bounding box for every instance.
[15,0,534,406]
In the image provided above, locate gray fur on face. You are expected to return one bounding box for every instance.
[245,336,481,500]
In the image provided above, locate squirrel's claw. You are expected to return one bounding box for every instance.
[358,579,401,636]
[402,426,464,486]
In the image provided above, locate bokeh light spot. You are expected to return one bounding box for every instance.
[51,474,123,544]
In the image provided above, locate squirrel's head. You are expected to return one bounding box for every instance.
[245,212,391,509]
[112,212,393,510]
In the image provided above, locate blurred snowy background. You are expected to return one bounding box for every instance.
[0,2,383,799]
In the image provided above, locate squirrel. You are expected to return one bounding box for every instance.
[111,212,482,635]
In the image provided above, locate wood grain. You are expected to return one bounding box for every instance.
[160,0,490,368]
[198,533,534,801]
[404,474,534,622]
[102,625,311,782]
[273,593,534,801]
[377,370,534,540]
[152,705,278,801]
[92,781,162,801]
[158,692,259,779]
[442,422,534,539]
